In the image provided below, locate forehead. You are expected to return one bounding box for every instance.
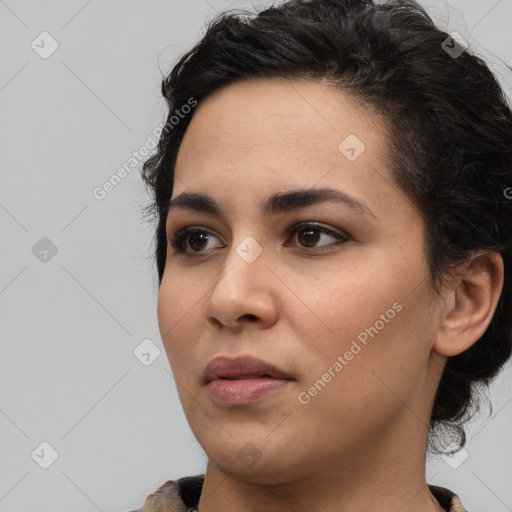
[176,78,381,171]
[172,78,401,221]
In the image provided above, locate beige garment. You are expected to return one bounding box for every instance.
[135,475,469,512]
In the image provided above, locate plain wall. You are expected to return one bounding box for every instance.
[1,1,511,511]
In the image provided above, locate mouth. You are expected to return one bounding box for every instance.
[204,355,294,407]
[204,355,293,383]
[219,374,274,380]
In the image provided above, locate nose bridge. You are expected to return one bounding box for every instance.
[213,233,266,299]
[205,233,278,328]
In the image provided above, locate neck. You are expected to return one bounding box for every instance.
[197,415,444,512]
[198,461,443,512]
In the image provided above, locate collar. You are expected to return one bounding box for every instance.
[137,474,468,512]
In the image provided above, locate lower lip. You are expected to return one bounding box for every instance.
[207,378,292,406]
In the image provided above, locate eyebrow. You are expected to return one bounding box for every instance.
[167,187,377,220]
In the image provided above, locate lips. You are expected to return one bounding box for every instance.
[204,356,292,383]
[204,356,294,407]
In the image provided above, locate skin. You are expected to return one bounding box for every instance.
[157,78,503,512]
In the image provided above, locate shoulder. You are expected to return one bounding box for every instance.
[128,474,204,512]
[429,484,469,512]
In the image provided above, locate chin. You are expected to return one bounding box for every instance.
[203,440,314,485]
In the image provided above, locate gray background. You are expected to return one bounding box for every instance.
[0,1,511,511]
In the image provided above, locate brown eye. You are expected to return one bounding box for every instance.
[287,222,349,249]
[296,227,321,247]
[168,221,349,257]
[168,227,223,255]
[188,231,211,251]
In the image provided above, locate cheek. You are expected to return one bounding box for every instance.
[157,280,209,433]
[157,275,204,369]
[290,249,433,400]
[292,305,434,444]
[285,259,402,353]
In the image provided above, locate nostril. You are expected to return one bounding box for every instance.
[205,315,223,329]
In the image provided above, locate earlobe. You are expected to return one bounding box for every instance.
[433,251,504,357]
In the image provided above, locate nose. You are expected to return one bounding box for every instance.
[204,244,279,330]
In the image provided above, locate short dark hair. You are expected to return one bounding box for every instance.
[141,0,512,453]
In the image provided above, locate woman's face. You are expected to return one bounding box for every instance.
[157,79,445,483]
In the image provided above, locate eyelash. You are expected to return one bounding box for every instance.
[167,222,350,256]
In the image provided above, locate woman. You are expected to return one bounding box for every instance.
[135,0,512,510]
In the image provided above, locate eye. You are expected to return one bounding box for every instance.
[168,226,223,255]
[167,222,349,256]
[286,222,349,249]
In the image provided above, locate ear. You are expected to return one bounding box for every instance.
[433,251,504,357]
